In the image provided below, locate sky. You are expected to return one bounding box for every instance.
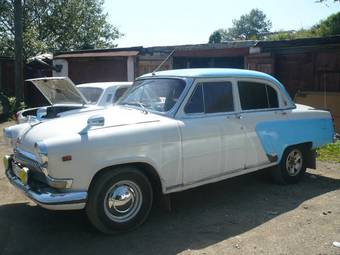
[103,0,340,47]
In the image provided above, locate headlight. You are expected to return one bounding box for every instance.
[34,141,48,166]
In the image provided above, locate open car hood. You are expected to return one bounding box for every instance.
[27,77,88,105]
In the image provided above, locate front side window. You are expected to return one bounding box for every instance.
[238,81,279,110]
[185,84,204,114]
[119,78,186,113]
[185,81,234,114]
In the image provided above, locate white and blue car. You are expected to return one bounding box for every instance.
[3,68,335,233]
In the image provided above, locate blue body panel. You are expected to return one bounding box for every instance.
[256,118,334,162]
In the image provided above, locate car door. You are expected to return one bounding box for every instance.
[235,79,288,167]
[176,79,247,185]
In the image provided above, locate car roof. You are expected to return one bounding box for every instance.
[140,68,295,107]
[140,68,278,82]
[77,82,132,89]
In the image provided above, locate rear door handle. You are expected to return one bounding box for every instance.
[235,114,243,119]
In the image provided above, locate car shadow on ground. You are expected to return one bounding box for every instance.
[0,170,339,255]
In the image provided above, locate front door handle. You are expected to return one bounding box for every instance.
[235,114,243,119]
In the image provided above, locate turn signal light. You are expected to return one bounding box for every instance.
[62,155,72,162]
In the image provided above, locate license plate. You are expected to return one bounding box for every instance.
[11,162,29,185]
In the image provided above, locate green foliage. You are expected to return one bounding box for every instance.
[7,97,25,116]
[0,0,122,59]
[266,29,319,41]
[228,9,272,40]
[317,141,340,163]
[209,8,340,43]
[267,12,340,41]
[209,30,222,43]
[316,12,340,36]
[209,9,272,42]
[0,92,25,121]
[208,29,234,43]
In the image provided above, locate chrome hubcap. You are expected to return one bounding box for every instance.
[286,149,303,176]
[104,181,142,223]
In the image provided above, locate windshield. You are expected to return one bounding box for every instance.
[78,87,104,105]
[119,78,186,113]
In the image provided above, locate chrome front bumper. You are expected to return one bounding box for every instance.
[4,155,87,210]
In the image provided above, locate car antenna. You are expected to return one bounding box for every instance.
[152,48,176,76]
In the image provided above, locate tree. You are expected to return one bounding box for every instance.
[315,12,340,36]
[209,30,222,43]
[208,9,272,42]
[228,9,272,40]
[208,29,234,43]
[266,29,319,41]
[266,12,340,41]
[0,0,122,59]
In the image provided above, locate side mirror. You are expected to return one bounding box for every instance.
[79,115,105,135]
[36,107,47,120]
[87,115,105,128]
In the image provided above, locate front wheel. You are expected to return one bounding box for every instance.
[271,146,307,184]
[86,166,153,234]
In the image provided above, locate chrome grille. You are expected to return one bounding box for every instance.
[13,148,41,172]
[13,148,48,184]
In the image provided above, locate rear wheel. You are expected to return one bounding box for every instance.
[271,146,306,184]
[86,166,153,234]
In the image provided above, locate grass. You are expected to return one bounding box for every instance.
[317,140,340,163]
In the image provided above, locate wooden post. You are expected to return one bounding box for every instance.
[14,0,23,102]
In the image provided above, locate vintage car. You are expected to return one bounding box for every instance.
[3,68,335,233]
[17,78,132,123]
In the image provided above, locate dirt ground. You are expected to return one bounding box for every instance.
[0,121,339,255]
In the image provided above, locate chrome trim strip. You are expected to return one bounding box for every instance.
[15,147,38,162]
[13,149,42,173]
[166,161,276,192]
[11,154,73,189]
[45,175,73,189]
[239,106,296,114]
[6,167,87,205]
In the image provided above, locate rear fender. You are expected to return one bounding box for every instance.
[255,118,334,163]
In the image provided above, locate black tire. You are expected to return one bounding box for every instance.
[271,146,307,184]
[86,166,153,234]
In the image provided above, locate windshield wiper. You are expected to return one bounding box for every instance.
[122,102,148,114]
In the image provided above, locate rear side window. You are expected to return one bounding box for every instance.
[185,81,234,114]
[238,81,279,110]
[266,85,279,108]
